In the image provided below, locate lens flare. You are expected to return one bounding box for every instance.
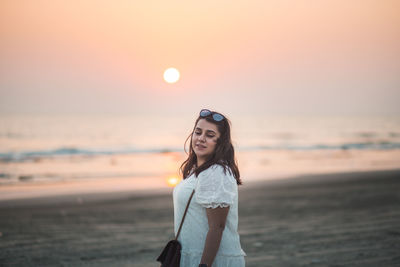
[166,176,180,187]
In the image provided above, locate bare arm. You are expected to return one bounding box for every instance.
[199,206,230,266]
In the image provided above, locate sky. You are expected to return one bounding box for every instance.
[0,0,399,116]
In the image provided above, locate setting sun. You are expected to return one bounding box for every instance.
[163,68,180,84]
[166,176,180,187]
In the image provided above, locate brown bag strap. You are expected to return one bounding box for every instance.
[175,189,195,240]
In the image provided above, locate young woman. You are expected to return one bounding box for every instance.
[173,109,246,267]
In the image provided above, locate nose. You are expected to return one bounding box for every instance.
[198,133,206,142]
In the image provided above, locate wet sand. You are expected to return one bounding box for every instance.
[1,169,400,266]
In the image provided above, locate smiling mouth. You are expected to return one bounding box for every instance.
[196,144,207,149]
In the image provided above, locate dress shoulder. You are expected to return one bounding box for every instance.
[195,164,237,209]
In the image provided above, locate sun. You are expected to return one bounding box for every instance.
[163,68,180,84]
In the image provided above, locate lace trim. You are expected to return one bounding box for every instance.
[202,202,230,209]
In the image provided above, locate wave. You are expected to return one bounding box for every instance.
[0,147,182,162]
[1,142,400,162]
[252,142,400,151]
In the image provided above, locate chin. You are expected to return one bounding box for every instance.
[194,150,209,159]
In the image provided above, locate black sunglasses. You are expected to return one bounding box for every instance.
[199,109,225,122]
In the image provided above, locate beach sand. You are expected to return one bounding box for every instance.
[1,169,400,266]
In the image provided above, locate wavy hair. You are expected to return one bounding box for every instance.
[179,111,242,185]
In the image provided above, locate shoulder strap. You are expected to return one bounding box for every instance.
[175,189,195,240]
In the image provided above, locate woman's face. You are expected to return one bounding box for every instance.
[192,119,220,162]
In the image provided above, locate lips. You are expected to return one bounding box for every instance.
[196,144,206,149]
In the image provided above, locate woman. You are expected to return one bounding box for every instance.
[173,109,246,267]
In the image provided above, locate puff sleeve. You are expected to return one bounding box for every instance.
[195,164,237,209]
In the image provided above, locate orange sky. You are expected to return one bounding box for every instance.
[1,0,399,115]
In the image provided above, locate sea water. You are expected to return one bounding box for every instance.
[1,113,400,186]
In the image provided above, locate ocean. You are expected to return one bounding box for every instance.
[1,113,400,186]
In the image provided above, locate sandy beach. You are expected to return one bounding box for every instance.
[1,169,400,267]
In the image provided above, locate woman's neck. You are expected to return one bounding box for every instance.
[196,158,206,167]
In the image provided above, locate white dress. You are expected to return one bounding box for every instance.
[173,164,246,267]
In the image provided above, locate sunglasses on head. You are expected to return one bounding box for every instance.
[199,109,225,122]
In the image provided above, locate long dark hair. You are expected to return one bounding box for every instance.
[179,110,242,185]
